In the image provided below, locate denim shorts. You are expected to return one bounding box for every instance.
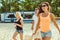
[41,31,52,38]
[16,29,23,33]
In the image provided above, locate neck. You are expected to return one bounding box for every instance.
[44,10,49,14]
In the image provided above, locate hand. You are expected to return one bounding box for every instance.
[31,27,33,30]
[14,23,18,26]
[57,28,60,34]
[15,24,22,27]
[32,32,36,36]
[58,28,60,34]
[16,24,19,26]
[59,30,60,34]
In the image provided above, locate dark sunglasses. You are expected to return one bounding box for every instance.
[41,4,47,7]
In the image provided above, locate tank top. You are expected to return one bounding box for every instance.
[15,18,23,30]
[40,13,51,32]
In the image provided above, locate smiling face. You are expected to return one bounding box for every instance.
[41,4,48,12]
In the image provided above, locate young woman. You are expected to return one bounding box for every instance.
[13,12,23,40]
[31,7,41,40]
[33,2,60,40]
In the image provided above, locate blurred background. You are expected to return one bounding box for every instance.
[0,0,60,22]
[0,0,60,40]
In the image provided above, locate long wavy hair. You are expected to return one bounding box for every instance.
[39,2,51,13]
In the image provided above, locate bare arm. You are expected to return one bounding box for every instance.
[31,21,34,30]
[50,13,60,31]
[20,20,24,27]
[34,15,40,34]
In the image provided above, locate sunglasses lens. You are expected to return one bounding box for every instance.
[42,4,47,7]
[42,5,46,7]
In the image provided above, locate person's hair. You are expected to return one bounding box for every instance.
[35,7,40,16]
[16,12,21,16]
[39,2,51,13]
[15,11,23,19]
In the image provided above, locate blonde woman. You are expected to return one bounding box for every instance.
[33,2,60,40]
[12,12,23,40]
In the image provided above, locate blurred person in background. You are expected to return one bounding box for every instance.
[12,12,24,40]
[31,7,41,40]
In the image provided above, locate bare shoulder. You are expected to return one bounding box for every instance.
[50,13,54,16]
[50,13,55,20]
[50,13,55,17]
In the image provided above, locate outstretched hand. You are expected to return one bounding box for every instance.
[58,27,60,34]
[32,32,36,36]
[58,25,60,34]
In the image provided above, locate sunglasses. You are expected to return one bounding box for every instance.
[41,4,47,7]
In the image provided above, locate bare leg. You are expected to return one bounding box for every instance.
[42,37,45,40]
[13,32,18,40]
[34,38,41,40]
[38,38,41,40]
[19,33,23,40]
[44,37,51,40]
[34,38,37,40]
[42,37,51,40]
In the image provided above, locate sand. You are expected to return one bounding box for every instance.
[0,22,60,40]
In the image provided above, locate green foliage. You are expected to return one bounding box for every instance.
[0,0,60,17]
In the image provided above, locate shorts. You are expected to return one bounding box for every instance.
[16,29,23,33]
[41,31,52,38]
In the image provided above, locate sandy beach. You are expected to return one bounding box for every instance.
[0,20,60,40]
